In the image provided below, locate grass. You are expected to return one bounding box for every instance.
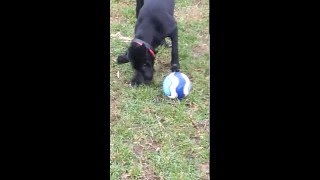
[110,0,209,179]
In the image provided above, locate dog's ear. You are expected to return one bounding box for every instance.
[130,42,147,52]
[139,43,147,51]
[129,43,147,60]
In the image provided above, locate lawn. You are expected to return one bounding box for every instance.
[110,0,210,179]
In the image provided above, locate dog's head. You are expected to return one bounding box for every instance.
[128,42,156,85]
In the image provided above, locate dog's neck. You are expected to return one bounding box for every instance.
[134,28,162,49]
[134,35,153,46]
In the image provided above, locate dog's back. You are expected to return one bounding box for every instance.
[139,0,175,16]
[135,0,176,48]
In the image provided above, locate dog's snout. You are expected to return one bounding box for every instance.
[143,72,153,81]
[142,68,153,81]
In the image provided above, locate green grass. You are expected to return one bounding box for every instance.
[110,0,209,179]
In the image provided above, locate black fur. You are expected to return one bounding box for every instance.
[117,0,179,86]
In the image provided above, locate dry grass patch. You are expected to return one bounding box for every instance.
[199,162,210,180]
[132,139,162,180]
[175,3,209,22]
[110,1,132,23]
[110,96,121,122]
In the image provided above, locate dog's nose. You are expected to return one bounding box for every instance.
[143,71,153,81]
[144,76,152,82]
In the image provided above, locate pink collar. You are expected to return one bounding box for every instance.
[132,39,156,58]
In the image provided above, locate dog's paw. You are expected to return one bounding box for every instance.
[170,64,180,72]
[117,55,130,64]
[131,79,142,86]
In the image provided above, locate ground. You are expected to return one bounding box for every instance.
[110,0,209,179]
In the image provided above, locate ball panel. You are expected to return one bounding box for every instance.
[174,72,187,99]
[168,74,179,99]
[162,76,172,96]
[181,73,191,96]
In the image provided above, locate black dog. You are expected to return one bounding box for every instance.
[117,0,179,86]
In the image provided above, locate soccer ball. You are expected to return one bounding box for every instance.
[162,72,191,100]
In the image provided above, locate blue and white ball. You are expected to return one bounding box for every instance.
[162,72,191,100]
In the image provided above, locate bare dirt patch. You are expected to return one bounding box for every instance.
[192,119,209,132]
[142,165,160,180]
[121,172,131,180]
[193,43,209,58]
[132,139,161,180]
[199,162,210,179]
[132,139,161,158]
[191,119,209,144]
[110,96,121,122]
[145,139,161,152]
[133,144,144,156]
[193,33,209,58]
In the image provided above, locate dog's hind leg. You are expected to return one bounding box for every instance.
[136,0,144,19]
[169,28,180,72]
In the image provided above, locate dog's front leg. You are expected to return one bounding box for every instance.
[136,0,144,19]
[169,28,180,72]
[117,51,130,64]
[131,70,144,86]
